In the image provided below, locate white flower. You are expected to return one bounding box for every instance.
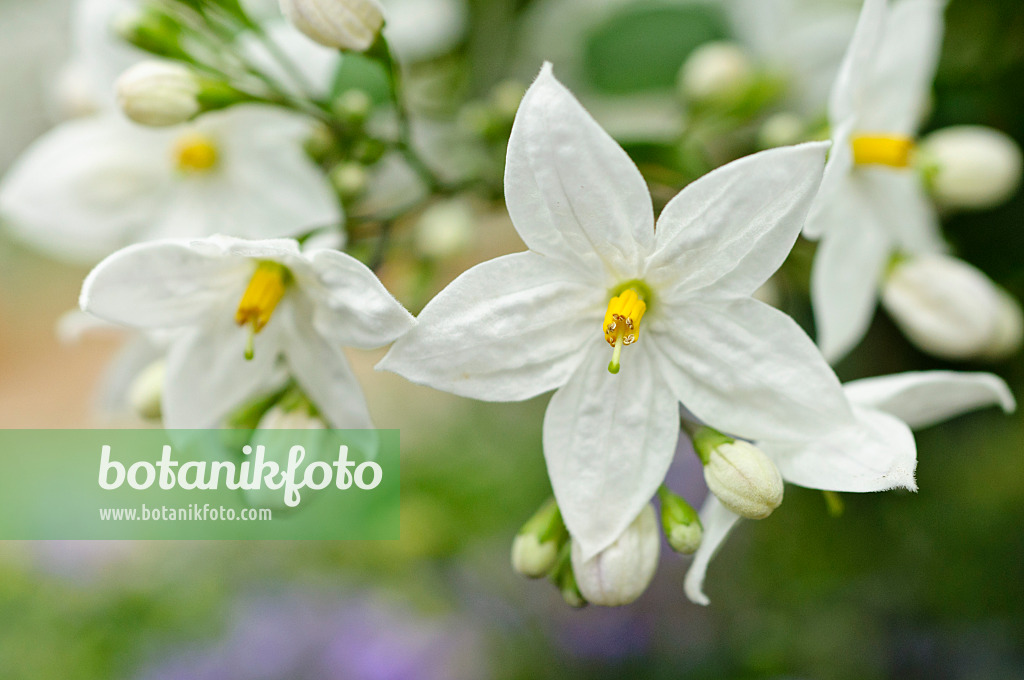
[805,0,949,362]
[80,235,415,428]
[380,64,872,558]
[920,125,1023,210]
[882,254,1022,360]
[0,106,341,263]
[571,504,660,607]
[279,0,385,51]
[684,369,1015,605]
[116,61,201,127]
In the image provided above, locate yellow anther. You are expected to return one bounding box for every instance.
[851,134,915,168]
[235,261,288,359]
[603,288,646,374]
[173,132,219,173]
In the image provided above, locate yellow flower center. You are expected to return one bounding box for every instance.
[235,261,288,360]
[851,133,915,168]
[603,288,646,375]
[173,132,219,173]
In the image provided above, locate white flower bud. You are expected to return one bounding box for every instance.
[678,41,754,106]
[116,61,200,127]
[279,0,385,51]
[511,532,559,579]
[699,434,783,520]
[414,198,475,259]
[920,126,1023,210]
[982,289,1024,361]
[882,254,1006,360]
[658,488,702,554]
[570,505,659,607]
[256,404,327,430]
[758,112,806,149]
[128,359,166,420]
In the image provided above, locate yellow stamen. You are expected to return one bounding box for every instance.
[235,261,288,360]
[173,132,219,173]
[851,134,915,168]
[603,288,646,374]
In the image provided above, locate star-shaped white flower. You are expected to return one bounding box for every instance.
[380,63,874,558]
[80,235,415,428]
[684,369,1015,605]
[804,0,947,362]
[0,105,341,263]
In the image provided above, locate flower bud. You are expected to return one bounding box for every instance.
[256,404,327,430]
[279,0,385,51]
[414,198,475,259]
[330,162,369,200]
[695,428,783,520]
[570,505,659,607]
[920,126,1023,210]
[758,112,806,149]
[128,359,166,420]
[658,487,702,554]
[882,254,1006,360]
[116,61,201,127]
[982,288,1024,361]
[678,41,754,106]
[511,498,565,579]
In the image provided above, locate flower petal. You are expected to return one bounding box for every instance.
[80,239,250,329]
[162,310,285,428]
[647,142,829,298]
[302,248,415,350]
[504,63,655,278]
[650,296,853,442]
[858,0,945,136]
[828,0,887,126]
[378,251,602,401]
[857,170,946,254]
[803,119,854,240]
[766,404,918,492]
[809,189,893,363]
[683,496,741,606]
[0,116,172,262]
[543,341,681,560]
[282,299,375,429]
[843,371,1016,430]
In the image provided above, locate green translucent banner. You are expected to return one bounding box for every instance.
[0,429,399,540]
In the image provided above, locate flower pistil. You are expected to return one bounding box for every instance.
[235,261,288,359]
[851,133,915,168]
[604,288,646,374]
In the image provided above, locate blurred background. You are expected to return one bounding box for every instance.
[1,0,1023,678]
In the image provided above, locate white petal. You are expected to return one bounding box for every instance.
[0,116,172,262]
[767,404,917,492]
[857,170,946,254]
[803,119,854,240]
[843,371,1016,430]
[378,251,602,401]
[810,191,893,363]
[828,0,888,126]
[80,240,250,329]
[543,341,681,560]
[504,63,655,278]
[282,299,375,429]
[683,496,741,606]
[648,142,829,298]
[302,249,415,349]
[858,0,945,135]
[650,296,853,442]
[162,311,284,428]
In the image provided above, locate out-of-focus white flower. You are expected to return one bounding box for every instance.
[381,0,468,63]
[983,289,1024,361]
[920,125,1023,210]
[758,112,807,149]
[116,61,201,127]
[805,0,949,362]
[0,106,341,263]
[80,235,415,428]
[684,369,1015,605]
[413,198,475,259]
[571,504,659,607]
[882,254,1022,361]
[678,41,755,106]
[381,64,891,559]
[279,0,385,51]
[695,431,784,520]
[127,358,166,419]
